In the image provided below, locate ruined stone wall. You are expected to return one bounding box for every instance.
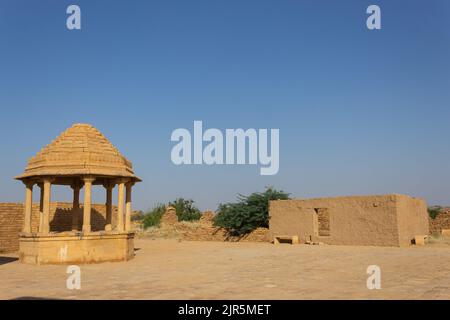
[0,203,24,253]
[144,209,270,242]
[269,195,428,247]
[395,195,429,246]
[430,211,450,234]
[174,223,270,242]
[0,202,116,253]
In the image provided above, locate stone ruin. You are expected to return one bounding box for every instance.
[429,209,450,235]
[143,206,270,242]
[160,206,178,226]
[199,210,215,224]
[269,194,430,247]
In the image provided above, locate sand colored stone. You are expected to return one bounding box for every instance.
[14,123,141,264]
[199,210,215,224]
[16,123,139,180]
[430,211,450,234]
[269,194,429,247]
[414,235,427,246]
[160,206,178,226]
[19,232,134,265]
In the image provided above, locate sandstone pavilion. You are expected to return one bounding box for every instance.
[15,123,141,264]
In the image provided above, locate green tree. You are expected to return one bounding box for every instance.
[428,206,443,220]
[169,198,201,222]
[214,187,290,235]
[142,203,166,229]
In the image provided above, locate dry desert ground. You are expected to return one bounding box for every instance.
[1,238,450,300]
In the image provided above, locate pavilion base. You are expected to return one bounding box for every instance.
[19,232,135,265]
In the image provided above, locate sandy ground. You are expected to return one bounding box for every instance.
[1,239,449,300]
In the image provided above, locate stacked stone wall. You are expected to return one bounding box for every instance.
[429,211,450,234]
[0,202,117,253]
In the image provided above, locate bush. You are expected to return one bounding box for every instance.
[213,187,290,235]
[428,206,443,220]
[142,204,166,229]
[169,198,201,222]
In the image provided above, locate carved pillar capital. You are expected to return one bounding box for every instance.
[22,180,35,188]
[103,180,115,190]
[70,179,83,190]
[83,176,96,184]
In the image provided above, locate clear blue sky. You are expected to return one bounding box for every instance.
[0,0,449,211]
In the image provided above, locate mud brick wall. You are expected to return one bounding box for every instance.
[0,202,117,253]
[269,194,429,247]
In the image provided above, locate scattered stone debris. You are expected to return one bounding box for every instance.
[429,210,450,234]
[199,210,215,224]
[141,209,270,243]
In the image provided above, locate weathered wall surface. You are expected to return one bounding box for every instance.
[269,195,428,247]
[395,195,429,246]
[268,200,316,242]
[429,211,450,234]
[0,202,116,253]
[0,203,24,253]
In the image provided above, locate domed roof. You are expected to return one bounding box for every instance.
[16,123,141,182]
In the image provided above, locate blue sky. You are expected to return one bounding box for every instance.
[0,0,449,211]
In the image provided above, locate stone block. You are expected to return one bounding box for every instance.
[414,235,427,246]
[441,229,450,238]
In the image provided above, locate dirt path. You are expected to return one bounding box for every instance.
[1,239,449,299]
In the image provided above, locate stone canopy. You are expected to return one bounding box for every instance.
[15,123,141,184]
[15,123,141,264]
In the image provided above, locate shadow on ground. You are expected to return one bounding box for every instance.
[0,256,18,265]
[11,297,64,300]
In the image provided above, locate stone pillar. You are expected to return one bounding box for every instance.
[71,182,81,231]
[82,176,95,234]
[117,180,125,232]
[104,181,114,231]
[41,179,52,234]
[22,181,34,233]
[125,182,134,232]
[38,183,44,232]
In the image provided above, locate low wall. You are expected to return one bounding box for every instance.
[0,203,23,253]
[430,211,450,234]
[0,202,117,253]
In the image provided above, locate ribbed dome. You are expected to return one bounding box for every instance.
[16,123,141,181]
